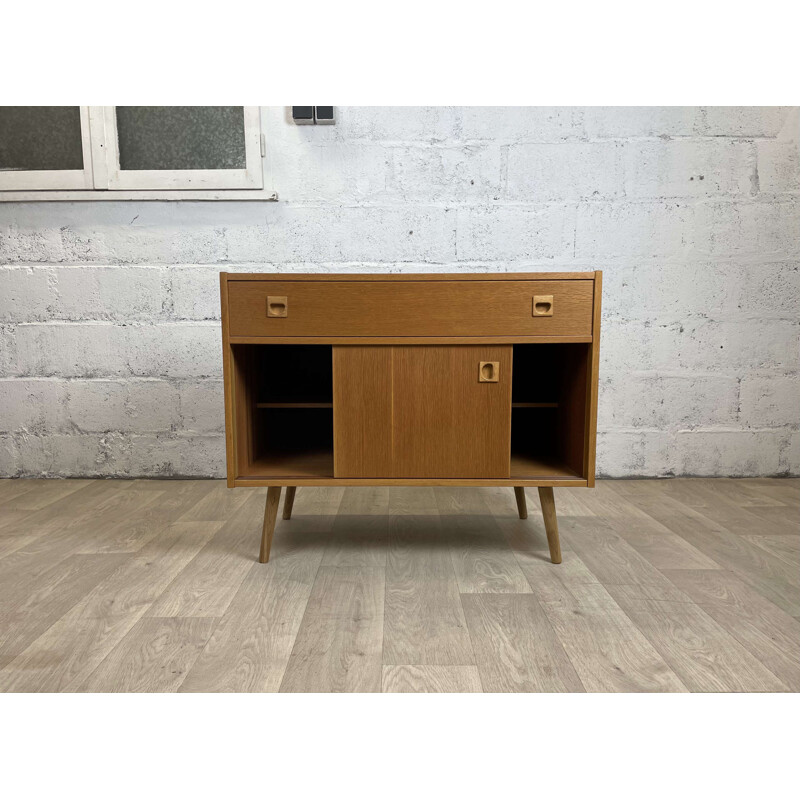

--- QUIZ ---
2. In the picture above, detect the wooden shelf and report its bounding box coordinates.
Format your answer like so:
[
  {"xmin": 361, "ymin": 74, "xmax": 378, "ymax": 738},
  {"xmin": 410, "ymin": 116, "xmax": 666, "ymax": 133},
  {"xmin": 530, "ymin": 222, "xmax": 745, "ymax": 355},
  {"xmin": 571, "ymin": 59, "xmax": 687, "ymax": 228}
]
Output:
[
  {"xmin": 242, "ymin": 448, "xmax": 334, "ymax": 478},
  {"xmin": 242, "ymin": 451, "xmax": 579, "ymax": 482},
  {"xmin": 256, "ymin": 402, "xmax": 333, "ymax": 409},
  {"xmin": 512, "ymin": 402, "xmax": 559, "ymax": 408},
  {"xmin": 510, "ymin": 453, "xmax": 582, "ymax": 480}
]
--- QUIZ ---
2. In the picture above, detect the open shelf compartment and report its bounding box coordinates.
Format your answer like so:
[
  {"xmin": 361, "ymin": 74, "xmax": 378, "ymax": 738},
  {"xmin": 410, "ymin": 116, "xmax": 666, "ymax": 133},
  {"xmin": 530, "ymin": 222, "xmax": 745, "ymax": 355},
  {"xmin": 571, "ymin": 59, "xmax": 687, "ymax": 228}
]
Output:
[
  {"xmin": 510, "ymin": 343, "xmax": 590, "ymax": 480},
  {"xmin": 231, "ymin": 344, "xmax": 333, "ymax": 478}
]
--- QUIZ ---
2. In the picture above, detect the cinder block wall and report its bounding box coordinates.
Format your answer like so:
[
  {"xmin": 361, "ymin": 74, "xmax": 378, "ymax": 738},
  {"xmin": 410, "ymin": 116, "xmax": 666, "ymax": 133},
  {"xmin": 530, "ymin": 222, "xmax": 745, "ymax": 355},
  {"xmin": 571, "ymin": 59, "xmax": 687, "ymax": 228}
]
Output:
[{"xmin": 1, "ymin": 107, "xmax": 798, "ymax": 477}]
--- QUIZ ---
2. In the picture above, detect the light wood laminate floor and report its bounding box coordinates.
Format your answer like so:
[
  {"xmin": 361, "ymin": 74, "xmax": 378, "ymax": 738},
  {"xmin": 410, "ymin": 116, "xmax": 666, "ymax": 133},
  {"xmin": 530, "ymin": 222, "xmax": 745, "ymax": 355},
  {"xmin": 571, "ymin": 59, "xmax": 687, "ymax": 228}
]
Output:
[{"xmin": 0, "ymin": 478, "xmax": 797, "ymax": 692}]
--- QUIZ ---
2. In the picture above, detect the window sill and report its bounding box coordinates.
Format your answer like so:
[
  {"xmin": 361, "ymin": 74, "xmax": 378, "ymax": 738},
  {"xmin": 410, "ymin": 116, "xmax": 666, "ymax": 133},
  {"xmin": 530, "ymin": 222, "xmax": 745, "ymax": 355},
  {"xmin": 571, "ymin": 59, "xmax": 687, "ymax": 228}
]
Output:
[{"xmin": 0, "ymin": 188, "xmax": 279, "ymax": 202}]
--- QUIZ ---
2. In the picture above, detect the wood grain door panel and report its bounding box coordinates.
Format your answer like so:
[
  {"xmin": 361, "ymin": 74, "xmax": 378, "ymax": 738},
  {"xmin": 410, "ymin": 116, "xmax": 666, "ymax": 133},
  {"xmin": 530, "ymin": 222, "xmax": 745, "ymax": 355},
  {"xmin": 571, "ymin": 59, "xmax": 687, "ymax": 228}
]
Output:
[
  {"xmin": 334, "ymin": 345, "xmax": 512, "ymax": 479},
  {"xmin": 333, "ymin": 347, "xmax": 393, "ymax": 477},
  {"xmin": 392, "ymin": 346, "xmax": 512, "ymax": 478}
]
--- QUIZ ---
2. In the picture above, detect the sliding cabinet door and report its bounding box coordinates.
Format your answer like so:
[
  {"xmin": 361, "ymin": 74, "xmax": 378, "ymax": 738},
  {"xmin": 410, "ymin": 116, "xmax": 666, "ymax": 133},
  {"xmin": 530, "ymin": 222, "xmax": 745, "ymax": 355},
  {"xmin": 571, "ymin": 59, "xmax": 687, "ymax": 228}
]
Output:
[
  {"xmin": 392, "ymin": 346, "xmax": 511, "ymax": 478},
  {"xmin": 333, "ymin": 345, "xmax": 512, "ymax": 479},
  {"xmin": 333, "ymin": 347, "xmax": 393, "ymax": 477}
]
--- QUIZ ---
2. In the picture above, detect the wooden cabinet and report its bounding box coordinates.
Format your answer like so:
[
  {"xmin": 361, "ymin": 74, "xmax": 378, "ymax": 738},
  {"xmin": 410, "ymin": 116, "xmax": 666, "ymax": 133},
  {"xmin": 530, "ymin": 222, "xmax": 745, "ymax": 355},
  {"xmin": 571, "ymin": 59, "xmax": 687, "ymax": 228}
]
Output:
[{"xmin": 221, "ymin": 272, "xmax": 602, "ymax": 564}]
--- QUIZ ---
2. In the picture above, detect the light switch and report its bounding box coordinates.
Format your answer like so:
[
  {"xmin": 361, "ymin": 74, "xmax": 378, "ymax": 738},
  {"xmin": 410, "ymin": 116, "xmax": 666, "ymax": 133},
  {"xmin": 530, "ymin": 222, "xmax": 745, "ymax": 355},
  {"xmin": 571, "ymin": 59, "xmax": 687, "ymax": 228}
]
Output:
[{"xmin": 292, "ymin": 107, "xmax": 314, "ymax": 125}]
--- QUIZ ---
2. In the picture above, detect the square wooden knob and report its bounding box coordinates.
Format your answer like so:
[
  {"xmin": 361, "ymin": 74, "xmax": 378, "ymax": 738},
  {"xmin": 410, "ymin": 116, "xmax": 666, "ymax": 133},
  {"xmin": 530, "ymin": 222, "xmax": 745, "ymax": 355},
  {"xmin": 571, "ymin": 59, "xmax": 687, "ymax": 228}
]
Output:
[
  {"xmin": 532, "ymin": 295, "xmax": 554, "ymax": 316},
  {"xmin": 479, "ymin": 361, "xmax": 500, "ymax": 382},
  {"xmin": 266, "ymin": 296, "xmax": 288, "ymax": 317}
]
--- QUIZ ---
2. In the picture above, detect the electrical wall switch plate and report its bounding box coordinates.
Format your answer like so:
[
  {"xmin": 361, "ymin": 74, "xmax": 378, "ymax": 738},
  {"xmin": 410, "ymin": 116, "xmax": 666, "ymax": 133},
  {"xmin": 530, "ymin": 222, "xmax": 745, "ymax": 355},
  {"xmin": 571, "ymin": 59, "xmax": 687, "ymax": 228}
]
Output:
[
  {"xmin": 315, "ymin": 107, "xmax": 335, "ymax": 124},
  {"xmin": 292, "ymin": 107, "xmax": 314, "ymax": 125}
]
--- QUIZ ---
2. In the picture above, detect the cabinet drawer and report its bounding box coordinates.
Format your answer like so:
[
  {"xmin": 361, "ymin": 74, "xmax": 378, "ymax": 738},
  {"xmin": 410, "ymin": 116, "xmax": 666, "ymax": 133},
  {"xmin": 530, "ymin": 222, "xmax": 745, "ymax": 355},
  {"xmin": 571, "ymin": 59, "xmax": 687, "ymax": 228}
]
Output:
[{"xmin": 227, "ymin": 280, "xmax": 594, "ymax": 338}]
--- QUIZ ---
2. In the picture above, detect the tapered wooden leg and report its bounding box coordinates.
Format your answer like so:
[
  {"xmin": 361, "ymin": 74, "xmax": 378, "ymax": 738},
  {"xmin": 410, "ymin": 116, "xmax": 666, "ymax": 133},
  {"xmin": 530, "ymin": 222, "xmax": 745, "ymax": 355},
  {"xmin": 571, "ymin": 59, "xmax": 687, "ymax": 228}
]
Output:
[
  {"xmin": 513, "ymin": 487, "xmax": 528, "ymax": 519},
  {"xmin": 283, "ymin": 486, "xmax": 297, "ymax": 520},
  {"xmin": 537, "ymin": 487, "xmax": 562, "ymax": 564},
  {"xmin": 260, "ymin": 487, "xmax": 282, "ymax": 563}
]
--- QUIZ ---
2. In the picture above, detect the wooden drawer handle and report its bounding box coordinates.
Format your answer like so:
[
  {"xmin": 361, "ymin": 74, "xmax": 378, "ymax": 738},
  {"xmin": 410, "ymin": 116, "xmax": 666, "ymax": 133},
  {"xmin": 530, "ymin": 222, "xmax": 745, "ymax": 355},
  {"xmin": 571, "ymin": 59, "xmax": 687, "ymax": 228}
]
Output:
[
  {"xmin": 266, "ymin": 296, "xmax": 288, "ymax": 317},
  {"xmin": 479, "ymin": 361, "xmax": 500, "ymax": 382},
  {"xmin": 532, "ymin": 295, "xmax": 553, "ymax": 317}
]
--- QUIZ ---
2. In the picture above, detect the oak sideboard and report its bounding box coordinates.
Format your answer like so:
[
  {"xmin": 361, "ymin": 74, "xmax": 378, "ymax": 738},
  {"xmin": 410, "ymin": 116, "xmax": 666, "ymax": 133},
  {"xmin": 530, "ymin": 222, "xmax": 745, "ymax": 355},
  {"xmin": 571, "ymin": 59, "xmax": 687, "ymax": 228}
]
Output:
[{"xmin": 220, "ymin": 272, "xmax": 602, "ymax": 564}]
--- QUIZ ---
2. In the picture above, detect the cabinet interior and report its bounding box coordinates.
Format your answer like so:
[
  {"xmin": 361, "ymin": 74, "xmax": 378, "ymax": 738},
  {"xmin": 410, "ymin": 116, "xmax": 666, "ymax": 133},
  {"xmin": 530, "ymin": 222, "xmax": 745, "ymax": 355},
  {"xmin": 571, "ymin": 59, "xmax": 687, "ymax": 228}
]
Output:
[
  {"xmin": 511, "ymin": 343, "xmax": 590, "ymax": 480},
  {"xmin": 232, "ymin": 344, "xmax": 334, "ymax": 478}
]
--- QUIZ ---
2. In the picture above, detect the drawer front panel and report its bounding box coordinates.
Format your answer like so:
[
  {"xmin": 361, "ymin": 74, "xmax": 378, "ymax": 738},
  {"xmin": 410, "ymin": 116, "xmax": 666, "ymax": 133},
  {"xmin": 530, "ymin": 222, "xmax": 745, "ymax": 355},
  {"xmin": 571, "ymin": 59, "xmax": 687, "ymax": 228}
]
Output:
[{"xmin": 228, "ymin": 280, "xmax": 594, "ymax": 338}]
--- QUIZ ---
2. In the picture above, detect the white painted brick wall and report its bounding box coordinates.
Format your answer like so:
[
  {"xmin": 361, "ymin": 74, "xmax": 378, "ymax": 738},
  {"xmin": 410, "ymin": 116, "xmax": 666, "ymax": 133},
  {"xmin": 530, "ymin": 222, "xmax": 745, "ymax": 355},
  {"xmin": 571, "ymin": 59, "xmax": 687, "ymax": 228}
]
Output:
[{"xmin": 0, "ymin": 106, "xmax": 798, "ymax": 477}]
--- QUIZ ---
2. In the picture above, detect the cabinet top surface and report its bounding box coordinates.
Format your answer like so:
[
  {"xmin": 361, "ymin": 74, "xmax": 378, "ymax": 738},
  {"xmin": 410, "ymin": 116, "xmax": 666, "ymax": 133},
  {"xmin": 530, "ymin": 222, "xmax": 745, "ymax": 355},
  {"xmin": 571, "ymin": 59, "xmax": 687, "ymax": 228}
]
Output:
[{"xmin": 222, "ymin": 271, "xmax": 599, "ymax": 282}]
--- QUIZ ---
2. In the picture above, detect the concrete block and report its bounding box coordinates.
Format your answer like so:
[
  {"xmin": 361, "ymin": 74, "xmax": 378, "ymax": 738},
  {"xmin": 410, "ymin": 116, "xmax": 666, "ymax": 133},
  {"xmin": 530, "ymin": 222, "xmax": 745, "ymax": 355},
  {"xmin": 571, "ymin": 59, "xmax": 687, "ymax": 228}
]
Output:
[
  {"xmin": 65, "ymin": 380, "xmax": 127, "ymax": 432},
  {"xmin": 696, "ymin": 200, "xmax": 800, "ymax": 259},
  {"xmin": 596, "ymin": 430, "xmax": 672, "ymax": 477},
  {"xmin": 13, "ymin": 432, "xmax": 124, "ymax": 478},
  {"xmin": 126, "ymin": 433, "xmax": 225, "ymax": 477},
  {"xmin": 0, "ymin": 267, "xmax": 54, "ymax": 322},
  {"xmin": 338, "ymin": 106, "xmax": 461, "ymax": 142},
  {"xmin": 459, "ymin": 107, "xmax": 581, "ymax": 141},
  {"xmin": 676, "ymin": 429, "xmax": 783, "ymax": 476},
  {"xmin": 0, "ymin": 202, "xmax": 232, "ymax": 265},
  {"xmin": 575, "ymin": 202, "xmax": 696, "ymax": 259},
  {"xmin": 623, "ymin": 140, "xmax": 753, "ymax": 198},
  {"xmin": 60, "ymin": 220, "xmax": 227, "ymax": 266},
  {"xmin": 0, "ymin": 434, "xmax": 17, "ymax": 475},
  {"xmin": 0, "ymin": 223, "xmax": 64, "ymax": 263},
  {"xmin": 271, "ymin": 143, "xmax": 392, "ymax": 203},
  {"xmin": 648, "ymin": 319, "xmax": 800, "ymax": 372},
  {"xmin": 756, "ymin": 140, "xmax": 800, "ymax": 195},
  {"xmin": 779, "ymin": 430, "xmax": 799, "ymax": 474},
  {"xmin": 225, "ymin": 205, "xmax": 456, "ymax": 263},
  {"xmin": 0, "ymin": 324, "xmax": 17, "ymax": 374},
  {"xmin": 599, "ymin": 373, "xmax": 739, "ymax": 431},
  {"xmin": 583, "ymin": 107, "xmax": 701, "ymax": 138},
  {"xmin": 391, "ymin": 145, "xmax": 503, "ymax": 202},
  {"xmin": 507, "ymin": 142, "xmax": 623, "ymax": 201},
  {"xmin": 456, "ymin": 205, "xmax": 572, "ymax": 261},
  {"xmin": 55, "ymin": 266, "xmax": 169, "ymax": 320},
  {"xmin": 125, "ymin": 324, "xmax": 222, "ymax": 379},
  {"xmin": 0, "ymin": 379, "xmax": 66, "ymax": 433},
  {"xmin": 171, "ymin": 266, "xmax": 223, "ymax": 320},
  {"xmin": 13, "ymin": 323, "xmax": 128, "ymax": 378},
  {"xmin": 10, "ymin": 322, "xmax": 223, "ymax": 380},
  {"xmin": 601, "ymin": 262, "xmax": 740, "ymax": 323},
  {"xmin": 178, "ymin": 380, "xmax": 225, "ymax": 433},
  {"xmin": 126, "ymin": 380, "xmax": 181, "ymax": 433},
  {"xmin": 739, "ymin": 373, "xmax": 800, "ymax": 428},
  {"xmin": 599, "ymin": 321, "xmax": 657, "ymax": 375},
  {"xmin": 700, "ymin": 107, "xmax": 795, "ymax": 138},
  {"xmin": 733, "ymin": 263, "xmax": 800, "ymax": 320}
]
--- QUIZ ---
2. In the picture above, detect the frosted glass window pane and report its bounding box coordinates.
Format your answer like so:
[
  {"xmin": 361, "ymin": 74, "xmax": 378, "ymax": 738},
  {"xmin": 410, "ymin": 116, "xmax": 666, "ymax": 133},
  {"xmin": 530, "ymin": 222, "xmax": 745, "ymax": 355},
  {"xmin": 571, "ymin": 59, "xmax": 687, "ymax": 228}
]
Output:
[
  {"xmin": 0, "ymin": 106, "xmax": 83, "ymax": 171},
  {"xmin": 115, "ymin": 107, "xmax": 246, "ymax": 170}
]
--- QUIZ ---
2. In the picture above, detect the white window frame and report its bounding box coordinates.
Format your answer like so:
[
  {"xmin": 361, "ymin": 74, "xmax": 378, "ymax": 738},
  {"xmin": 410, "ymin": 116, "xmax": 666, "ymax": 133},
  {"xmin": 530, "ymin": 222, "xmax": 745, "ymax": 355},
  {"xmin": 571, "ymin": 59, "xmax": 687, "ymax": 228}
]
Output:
[
  {"xmin": 0, "ymin": 106, "xmax": 95, "ymax": 191},
  {"xmin": 96, "ymin": 106, "xmax": 263, "ymax": 191},
  {"xmin": 0, "ymin": 106, "xmax": 275, "ymax": 201}
]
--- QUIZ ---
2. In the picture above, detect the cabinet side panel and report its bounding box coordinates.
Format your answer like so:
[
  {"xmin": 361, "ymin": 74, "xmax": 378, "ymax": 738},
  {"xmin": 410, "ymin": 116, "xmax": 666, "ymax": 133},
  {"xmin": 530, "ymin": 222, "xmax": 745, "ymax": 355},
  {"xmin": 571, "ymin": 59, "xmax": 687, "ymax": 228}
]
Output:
[
  {"xmin": 585, "ymin": 272, "xmax": 602, "ymax": 486},
  {"xmin": 560, "ymin": 345, "xmax": 589, "ymax": 478},
  {"xmin": 233, "ymin": 346, "xmax": 254, "ymax": 477},
  {"xmin": 333, "ymin": 346, "xmax": 393, "ymax": 477},
  {"xmin": 220, "ymin": 273, "xmax": 237, "ymax": 487},
  {"xmin": 392, "ymin": 345, "xmax": 512, "ymax": 479}
]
